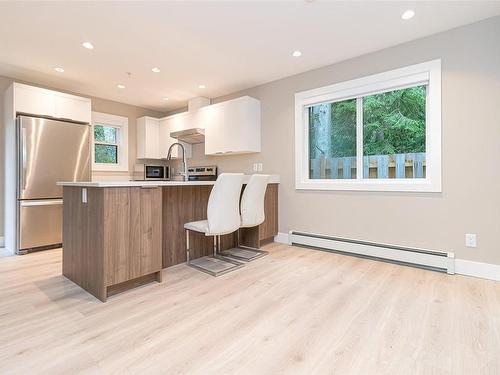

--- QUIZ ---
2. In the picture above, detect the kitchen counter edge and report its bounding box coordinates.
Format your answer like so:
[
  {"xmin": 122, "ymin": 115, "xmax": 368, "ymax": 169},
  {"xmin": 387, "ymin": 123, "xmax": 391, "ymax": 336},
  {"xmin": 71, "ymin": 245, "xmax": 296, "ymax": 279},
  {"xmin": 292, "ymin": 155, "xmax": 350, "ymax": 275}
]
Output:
[{"xmin": 57, "ymin": 174, "xmax": 280, "ymax": 187}]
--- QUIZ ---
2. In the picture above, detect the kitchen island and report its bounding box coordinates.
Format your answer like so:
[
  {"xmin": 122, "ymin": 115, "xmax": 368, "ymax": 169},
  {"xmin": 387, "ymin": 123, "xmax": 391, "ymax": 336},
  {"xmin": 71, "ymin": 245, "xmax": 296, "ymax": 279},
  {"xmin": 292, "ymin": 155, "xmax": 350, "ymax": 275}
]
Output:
[{"xmin": 58, "ymin": 176, "xmax": 279, "ymax": 301}]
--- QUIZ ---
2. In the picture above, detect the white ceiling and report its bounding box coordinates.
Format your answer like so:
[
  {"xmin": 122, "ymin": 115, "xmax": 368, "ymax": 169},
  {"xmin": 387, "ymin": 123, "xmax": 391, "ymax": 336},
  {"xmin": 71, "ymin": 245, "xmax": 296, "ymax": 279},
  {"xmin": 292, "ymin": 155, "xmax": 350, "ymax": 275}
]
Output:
[{"xmin": 0, "ymin": 1, "xmax": 499, "ymax": 112}]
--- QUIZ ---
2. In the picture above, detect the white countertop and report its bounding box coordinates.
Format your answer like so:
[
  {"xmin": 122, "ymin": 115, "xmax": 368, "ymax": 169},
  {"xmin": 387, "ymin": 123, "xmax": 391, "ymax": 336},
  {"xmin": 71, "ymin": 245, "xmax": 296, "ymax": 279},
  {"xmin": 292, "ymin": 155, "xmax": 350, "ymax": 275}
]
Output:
[{"xmin": 57, "ymin": 174, "xmax": 280, "ymax": 188}]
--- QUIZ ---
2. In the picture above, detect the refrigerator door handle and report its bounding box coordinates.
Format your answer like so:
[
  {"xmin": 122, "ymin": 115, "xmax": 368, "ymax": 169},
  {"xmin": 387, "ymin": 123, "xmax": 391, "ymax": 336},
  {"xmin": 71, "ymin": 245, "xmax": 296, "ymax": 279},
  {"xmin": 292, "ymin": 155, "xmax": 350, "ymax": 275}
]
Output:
[
  {"xmin": 19, "ymin": 199, "xmax": 63, "ymax": 207},
  {"xmin": 21, "ymin": 126, "xmax": 27, "ymax": 192}
]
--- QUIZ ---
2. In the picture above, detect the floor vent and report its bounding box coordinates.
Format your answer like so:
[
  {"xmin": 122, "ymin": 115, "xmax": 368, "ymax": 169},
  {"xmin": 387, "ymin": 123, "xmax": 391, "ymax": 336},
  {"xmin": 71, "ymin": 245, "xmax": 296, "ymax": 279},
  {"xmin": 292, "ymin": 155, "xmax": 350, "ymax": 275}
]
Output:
[{"xmin": 289, "ymin": 231, "xmax": 455, "ymax": 274}]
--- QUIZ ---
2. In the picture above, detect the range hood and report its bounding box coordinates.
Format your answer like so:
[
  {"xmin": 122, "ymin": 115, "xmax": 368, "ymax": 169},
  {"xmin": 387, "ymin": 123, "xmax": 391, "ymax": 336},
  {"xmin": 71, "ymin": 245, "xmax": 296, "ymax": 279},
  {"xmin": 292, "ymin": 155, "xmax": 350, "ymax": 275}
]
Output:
[{"xmin": 170, "ymin": 128, "xmax": 205, "ymax": 144}]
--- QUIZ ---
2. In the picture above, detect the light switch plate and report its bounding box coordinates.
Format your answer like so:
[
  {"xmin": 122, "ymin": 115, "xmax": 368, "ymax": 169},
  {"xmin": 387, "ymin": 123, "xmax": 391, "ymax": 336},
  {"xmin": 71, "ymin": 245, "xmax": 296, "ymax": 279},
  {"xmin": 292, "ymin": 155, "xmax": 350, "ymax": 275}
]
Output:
[
  {"xmin": 465, "ymin": 233, "xmax": 477, "ymax": 248},
  {"xmin": 253, "ymin": 163, "xmax": 258, "ymax": 172},
  {"xmin": 258, "ymin": 163, "xmax": 263, "ymax": 172}
]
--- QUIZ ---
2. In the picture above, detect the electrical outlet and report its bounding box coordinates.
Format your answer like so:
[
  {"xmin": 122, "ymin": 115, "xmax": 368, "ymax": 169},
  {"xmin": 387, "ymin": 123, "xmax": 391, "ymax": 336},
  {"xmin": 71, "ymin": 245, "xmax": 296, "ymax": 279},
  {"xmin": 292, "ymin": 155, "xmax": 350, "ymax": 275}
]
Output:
[
  {"xmin": 465, "ymin": 233, "xmax": 477, "ymax": 248},
  {"xmin": 253, "ymin": 163, "xmax": 258, "ymax": 172},
  {"xmin": 258, "ymin": 163, "xmax": 263, "ymax": 172}
]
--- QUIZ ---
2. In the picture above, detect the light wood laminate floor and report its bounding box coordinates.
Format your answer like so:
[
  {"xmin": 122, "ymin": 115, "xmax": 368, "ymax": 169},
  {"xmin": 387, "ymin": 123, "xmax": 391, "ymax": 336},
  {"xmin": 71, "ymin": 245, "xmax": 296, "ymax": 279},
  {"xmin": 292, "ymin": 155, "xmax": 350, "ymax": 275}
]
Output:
[{"xmin": 1, "ymin": 243, "xmax": 499, "ymax": 375}]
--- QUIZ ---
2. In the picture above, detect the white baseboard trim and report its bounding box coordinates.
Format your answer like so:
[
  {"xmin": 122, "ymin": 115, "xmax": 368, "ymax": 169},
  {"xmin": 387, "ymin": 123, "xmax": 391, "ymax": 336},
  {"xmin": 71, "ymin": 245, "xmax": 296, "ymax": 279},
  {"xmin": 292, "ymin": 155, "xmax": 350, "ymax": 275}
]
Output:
[
  {"xmin": 455, "ymin": 259, "xmax": 500, "ymax": 282},
  {"xmin": 274, "ymin": 231, "xmax": 500, "ymax": 282},
  {"xmin": 274, "ymin": 232, "xmax": 290, "ymax": 245}
]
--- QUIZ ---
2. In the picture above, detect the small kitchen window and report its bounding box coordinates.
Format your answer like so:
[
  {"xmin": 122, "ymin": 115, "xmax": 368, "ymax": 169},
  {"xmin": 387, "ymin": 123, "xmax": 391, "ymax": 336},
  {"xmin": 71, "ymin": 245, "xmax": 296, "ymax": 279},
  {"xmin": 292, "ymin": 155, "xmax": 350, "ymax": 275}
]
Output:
[
  {"xmin": 295, "ymin": 59, "xmax": 441, "ymax": 192},
  {"xmin": 94, "ymin": 125, "xmax": 118, "ymax": 164},
  {"xmin": 92, "ymin": 112, "xmax": 129, "ymax": 172}
]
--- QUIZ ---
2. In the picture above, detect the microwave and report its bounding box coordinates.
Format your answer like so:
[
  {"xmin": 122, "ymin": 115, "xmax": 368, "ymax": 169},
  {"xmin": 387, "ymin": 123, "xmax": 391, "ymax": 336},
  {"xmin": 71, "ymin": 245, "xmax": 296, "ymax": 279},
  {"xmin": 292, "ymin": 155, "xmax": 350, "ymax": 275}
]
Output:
[{"xmin": 144, "ymin": 165, "xmax": 170, "ymax": 180}]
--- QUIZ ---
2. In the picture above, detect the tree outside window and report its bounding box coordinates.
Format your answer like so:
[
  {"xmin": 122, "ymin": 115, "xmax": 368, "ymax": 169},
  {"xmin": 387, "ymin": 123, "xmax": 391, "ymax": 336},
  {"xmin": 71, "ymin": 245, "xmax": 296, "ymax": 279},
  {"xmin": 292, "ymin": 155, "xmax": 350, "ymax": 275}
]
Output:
[{"xmin": 308, "ymin": 85, "xmax": 426, "ymax": 179}]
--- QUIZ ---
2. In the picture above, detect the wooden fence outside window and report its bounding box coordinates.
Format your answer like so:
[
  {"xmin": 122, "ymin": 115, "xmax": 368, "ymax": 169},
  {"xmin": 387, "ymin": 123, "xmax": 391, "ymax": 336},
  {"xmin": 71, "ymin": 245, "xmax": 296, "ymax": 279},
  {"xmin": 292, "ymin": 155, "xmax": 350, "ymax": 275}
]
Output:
[{"xmin": 310, "ymin": 152, "xmax": 426, "ymax": 179}]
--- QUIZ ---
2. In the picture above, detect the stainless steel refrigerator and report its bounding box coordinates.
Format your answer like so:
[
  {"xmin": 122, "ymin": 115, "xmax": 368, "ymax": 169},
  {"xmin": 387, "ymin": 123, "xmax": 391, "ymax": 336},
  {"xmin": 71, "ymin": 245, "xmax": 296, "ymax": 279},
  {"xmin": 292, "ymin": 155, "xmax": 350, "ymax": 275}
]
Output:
[{"xmin": 16, "ymin": 115, "xmax": 91, "ymax": 254}]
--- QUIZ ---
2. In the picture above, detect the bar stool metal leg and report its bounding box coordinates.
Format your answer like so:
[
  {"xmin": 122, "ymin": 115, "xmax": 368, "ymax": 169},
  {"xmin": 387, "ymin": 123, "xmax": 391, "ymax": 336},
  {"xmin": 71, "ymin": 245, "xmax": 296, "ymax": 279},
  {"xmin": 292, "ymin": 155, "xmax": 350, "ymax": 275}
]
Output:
[
  {"xmin": 220, "ymin": 229, "xmax": 268, "ymax": 262},
  {"xmin": 186, "ymin": 231, "xmax": 244, "ymax": 277}
]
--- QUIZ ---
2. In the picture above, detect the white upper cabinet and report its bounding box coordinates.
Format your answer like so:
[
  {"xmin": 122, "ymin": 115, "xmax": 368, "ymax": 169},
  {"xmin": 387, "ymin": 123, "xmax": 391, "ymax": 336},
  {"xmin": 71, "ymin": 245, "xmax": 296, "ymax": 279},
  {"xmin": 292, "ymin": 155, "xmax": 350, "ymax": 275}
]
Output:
[
  {"xmin": 136, "ymin": 95, "xmax": 260, "ymax": 160},
  {"xmin": 14, "ymin": 84, "xmax": 55, "ymax": 117},
  {"xmin": 159, "ymin": 116, "xmax": 192, "ymax": 159},
  {"xmin": 201, "ymin": 103, "xmax": 224, "ymax": 154},
  {"xmin": 186, "ymin": 109, "xmax": 208, "ymax": 130},
  {"xmin": 14, "ymin": 83, "xmax": 91, "ymax": 123},
  {"xmin": 136, "ymin": 117, "xmax": 160, "ymax": 159},
  {"xmin": 137, "ymin": 115, "xmax": 192, "ymax": 160},
  {"xmin": 158, "ymin": 119, "xmax": 171, "ymax": 159},
  {"xmin": 203, "ymin": 96, "xmax": 261, "ymax": 155},
  {"xmin": 54, "ymin": 94, "xmax": 91, "ymax": 123}
]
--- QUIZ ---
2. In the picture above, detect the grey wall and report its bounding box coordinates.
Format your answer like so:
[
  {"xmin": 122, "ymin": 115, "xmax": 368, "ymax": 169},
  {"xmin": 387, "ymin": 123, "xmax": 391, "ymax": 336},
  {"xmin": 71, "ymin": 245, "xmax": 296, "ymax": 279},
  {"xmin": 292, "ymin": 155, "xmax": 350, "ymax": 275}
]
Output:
[
  {"xmin": 184, "ymin": 16, "xmax": 500, "ymax": 265},
  {"xmin": 0, "ymin": 76, "xmax": 164, "ymax": 238}
]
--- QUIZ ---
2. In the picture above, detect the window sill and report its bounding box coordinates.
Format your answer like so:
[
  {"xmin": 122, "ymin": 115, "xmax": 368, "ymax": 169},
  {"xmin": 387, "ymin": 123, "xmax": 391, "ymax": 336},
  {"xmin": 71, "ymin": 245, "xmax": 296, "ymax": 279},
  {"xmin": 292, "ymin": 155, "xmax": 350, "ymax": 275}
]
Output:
[
  {"xmin": 296, "ymin": 179, "xmax": 441, "ymax": 193},
  {"xmin": 92, "ymin": 163, "xmax": 129, "ymax": 172}
]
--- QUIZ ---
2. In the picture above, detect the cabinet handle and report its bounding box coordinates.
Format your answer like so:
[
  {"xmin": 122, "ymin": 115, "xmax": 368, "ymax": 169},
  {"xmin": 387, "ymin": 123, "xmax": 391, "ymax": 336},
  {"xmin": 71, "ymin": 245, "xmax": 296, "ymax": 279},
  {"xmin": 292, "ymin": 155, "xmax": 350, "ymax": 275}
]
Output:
[{"xmin": 140, "ymin": 186, "xmax": 159, "ymax": 189}]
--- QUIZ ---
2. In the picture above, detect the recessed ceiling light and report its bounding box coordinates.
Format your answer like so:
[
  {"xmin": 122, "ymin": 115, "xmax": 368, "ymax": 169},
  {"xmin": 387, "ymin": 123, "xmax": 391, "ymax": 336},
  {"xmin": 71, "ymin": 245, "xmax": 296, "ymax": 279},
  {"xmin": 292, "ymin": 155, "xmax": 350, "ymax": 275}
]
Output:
[
  {"xmin": 117, "ymin": 84, "xmax": 126, "ymax": 89},
  {"xmin": 152, "ymin": 67, "xmax": 161, "ymax": 73},
  {"xmin": 198, "ymin": 84, "xmax": 206, "ymax": 89},
  {"xmin": 54, "ymin": 67, "xmax": 64, "ymax": 73},
  {"xmin": 162, "ymin": 97, "xmax": 169, "ymax": 101},
  {"xmin": 401, "ymin": 10, "xmax": 415, "ymax": 20},
  {"xmin": 82, "ymin": 41, "xmax": 94, "ymax": 49},
  {"xmin": 292, "ymin": 50, "xmax": 302, "ymax": 57}
]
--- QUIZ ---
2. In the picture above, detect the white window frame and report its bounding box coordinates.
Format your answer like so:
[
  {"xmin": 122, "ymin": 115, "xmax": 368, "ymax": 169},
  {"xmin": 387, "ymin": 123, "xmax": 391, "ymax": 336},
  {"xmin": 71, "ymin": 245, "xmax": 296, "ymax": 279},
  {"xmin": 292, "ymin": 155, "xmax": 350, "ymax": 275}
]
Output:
[
  {"xmin": 92, "ymin": 112, "xmax": 129, "ymax": 172},
  {"xmin": 295, "ymin": 59, "xmax": 441, "ymax": 192}
]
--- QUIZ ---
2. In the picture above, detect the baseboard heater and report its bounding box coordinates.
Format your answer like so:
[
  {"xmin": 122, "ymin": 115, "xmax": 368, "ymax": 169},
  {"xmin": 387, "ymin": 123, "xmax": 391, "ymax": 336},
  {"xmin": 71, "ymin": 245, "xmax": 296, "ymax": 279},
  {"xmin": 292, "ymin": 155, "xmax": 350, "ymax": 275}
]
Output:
[{"xmin": 289, "ymin": 231, "xmax": 455, "ymax": 274}]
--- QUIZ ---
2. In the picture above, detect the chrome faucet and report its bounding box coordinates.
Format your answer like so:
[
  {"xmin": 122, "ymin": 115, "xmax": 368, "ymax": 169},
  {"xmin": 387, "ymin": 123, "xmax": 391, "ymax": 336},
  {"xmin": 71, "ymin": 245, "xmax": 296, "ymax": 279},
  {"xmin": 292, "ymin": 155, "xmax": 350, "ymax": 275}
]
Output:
[{"xmin": 167, "ymin": 142, "xmax": 188, "ymax": 181}]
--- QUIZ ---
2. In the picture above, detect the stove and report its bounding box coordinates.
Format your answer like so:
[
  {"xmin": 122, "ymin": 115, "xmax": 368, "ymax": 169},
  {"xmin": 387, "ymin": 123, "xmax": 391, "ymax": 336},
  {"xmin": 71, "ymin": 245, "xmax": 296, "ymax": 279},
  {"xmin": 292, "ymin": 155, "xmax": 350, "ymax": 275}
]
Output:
[{"xmin": 187, "ymin": 166, "xmax": 218, "ymax": 181}]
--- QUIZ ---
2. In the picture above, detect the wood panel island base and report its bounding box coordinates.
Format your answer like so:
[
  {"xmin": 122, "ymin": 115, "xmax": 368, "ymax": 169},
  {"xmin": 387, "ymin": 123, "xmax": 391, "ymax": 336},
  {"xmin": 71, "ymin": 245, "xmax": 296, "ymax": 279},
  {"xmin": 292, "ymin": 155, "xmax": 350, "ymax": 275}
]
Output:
[
  {"xmin": 60, "ymin": 178, "xmax": 279, "ymax": 301},
  {"xmin": 62, "ymin": 186, "xmax": 163, "ymax": 302}
]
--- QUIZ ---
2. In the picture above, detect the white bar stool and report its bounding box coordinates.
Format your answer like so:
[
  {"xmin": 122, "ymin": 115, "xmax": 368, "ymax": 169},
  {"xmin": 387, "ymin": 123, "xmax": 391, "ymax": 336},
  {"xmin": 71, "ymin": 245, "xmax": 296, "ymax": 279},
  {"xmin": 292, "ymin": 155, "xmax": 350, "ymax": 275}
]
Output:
[
  {"xmin": 184, "ymin": 173, "xmax": 245, "ymax": 276},
  {"xmin": 221, "ymin": 174, "xmax": 270, "ymax": 261}
]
